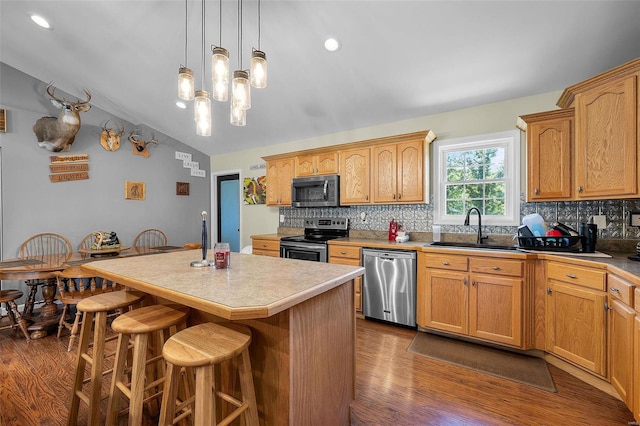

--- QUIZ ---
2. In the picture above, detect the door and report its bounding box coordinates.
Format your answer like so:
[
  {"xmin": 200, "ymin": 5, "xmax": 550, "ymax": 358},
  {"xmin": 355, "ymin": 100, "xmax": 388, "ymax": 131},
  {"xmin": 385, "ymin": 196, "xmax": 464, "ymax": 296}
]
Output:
[{"xmin": 217, "ymin": 174, "xmax": 240, "ymax": 252}]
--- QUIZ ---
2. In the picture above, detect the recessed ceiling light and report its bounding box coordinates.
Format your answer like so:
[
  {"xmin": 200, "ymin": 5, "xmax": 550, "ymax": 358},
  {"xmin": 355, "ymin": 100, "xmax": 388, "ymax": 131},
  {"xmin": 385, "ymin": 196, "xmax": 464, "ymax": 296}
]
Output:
[
  {"xmin": 176, "ymin": 101, "xmax": 187, "ymax": 109},
  {"xmin": 324, "ymin": 37, "xmax": 341, "ymax": 52},
  {"xmin": 30, "ymin": 14, "xmax": 52, "ymax": 30}
]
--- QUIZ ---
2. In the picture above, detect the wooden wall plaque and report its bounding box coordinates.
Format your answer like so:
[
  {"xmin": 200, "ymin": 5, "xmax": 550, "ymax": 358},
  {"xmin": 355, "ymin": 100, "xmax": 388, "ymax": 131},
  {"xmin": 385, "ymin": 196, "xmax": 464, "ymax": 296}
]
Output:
[
  {"xmin": 50, "ymin": 163, "xmax": 89, "ymax": 173},
  {"xmin": 49, "ymin": 172, "xmax": 89, "ymax": 182}
]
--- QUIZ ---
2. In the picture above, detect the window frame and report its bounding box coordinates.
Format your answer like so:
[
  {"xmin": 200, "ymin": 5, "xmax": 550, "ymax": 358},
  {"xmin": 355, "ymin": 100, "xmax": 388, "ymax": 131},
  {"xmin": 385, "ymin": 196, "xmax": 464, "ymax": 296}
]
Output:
[{"xmin": 432, "ymin": 130, "xmax": 520, "ymax": 226}]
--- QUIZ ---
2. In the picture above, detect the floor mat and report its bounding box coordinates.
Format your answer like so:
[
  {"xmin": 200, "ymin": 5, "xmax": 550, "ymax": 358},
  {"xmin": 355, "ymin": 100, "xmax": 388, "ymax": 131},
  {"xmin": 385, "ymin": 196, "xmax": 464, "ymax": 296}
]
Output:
[{"xmin": 407, "ymin": 332, "xmax": 556, "ymax": 393}]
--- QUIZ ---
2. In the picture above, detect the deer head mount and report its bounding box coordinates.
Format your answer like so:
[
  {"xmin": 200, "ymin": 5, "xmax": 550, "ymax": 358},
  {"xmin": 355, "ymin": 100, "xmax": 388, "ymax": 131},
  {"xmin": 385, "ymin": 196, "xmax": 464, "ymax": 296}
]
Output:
[
  {"xmin": 100, "ymin": 119, "xmax": 125, "ymax": 152},
  {"xmin": 128, "ymin": 129, "xmax": 158, "ymax": 158},
  {"xmin": 33, "ymin": 83, "xmax": 91, "ymax": 152}
]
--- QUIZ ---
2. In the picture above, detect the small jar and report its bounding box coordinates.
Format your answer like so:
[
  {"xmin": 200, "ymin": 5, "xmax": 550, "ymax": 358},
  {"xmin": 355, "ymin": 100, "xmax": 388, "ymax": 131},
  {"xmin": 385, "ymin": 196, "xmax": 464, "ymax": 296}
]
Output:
[{"xmin": 214, "ymin": 242, "xmax": 230, "ymax": 269}]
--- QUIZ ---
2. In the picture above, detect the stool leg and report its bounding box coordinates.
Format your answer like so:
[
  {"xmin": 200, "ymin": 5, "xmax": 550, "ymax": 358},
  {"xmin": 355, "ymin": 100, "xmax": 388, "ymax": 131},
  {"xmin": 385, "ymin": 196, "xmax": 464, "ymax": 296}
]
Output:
[
  {"xmin": 194, "ymin": 365, "xmax": 215, "ymax": 426},
  {"xmin": 57, "ymin": 303, "xmax": 69, "ymax": 339},
  {"xmin": 88, "ymin": 310, "xmax": 108, "ymax": 426},
  {"xmin": 106, "ymin": 332, "xmax": 131, "ymax": 426},
  {"xmin": 158, "ymin": 362, "xmax": 181, "ymax": 426},
  {"xmin": 238, "ymin": 348, "xmax": 259, "ymax": 426},
  {"xmin": 128, "ymin": 332, "xmax": 150, "ymax": 425},
  {"xmin": 6, "ymin": 300, "xmax": 30, "ymax": 340},
  {"xmin": 67, "ymin": 311, "xmax": 82, "ymax": 352},
  {"xmin": 67, "ymin": 311, "xmax": 94, "ymax": 426}
]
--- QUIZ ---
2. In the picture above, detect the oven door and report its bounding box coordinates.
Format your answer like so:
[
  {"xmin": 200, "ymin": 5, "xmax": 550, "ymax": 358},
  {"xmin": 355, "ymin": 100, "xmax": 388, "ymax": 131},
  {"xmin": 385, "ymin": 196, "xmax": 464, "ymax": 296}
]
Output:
[{"xmin": 280, "ymin": 241, "xmax": 327, "ymax": 262}]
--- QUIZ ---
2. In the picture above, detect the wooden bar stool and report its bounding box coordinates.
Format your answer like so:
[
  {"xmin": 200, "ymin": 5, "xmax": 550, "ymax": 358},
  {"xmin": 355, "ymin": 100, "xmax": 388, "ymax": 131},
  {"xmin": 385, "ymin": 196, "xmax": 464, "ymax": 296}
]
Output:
[
  {"xmin": 106, "ymin": 304, "xmax": 190, "ymax": 426},
  {"xmin": 67, "ymin": 290, "xmax": 146, "ymax": 426},
  {"xmin": 158, "ymin": 322, "xmax": 259, "ymax": 426},
  {"xmin": 0, "ymin": 289, "xmax": 30, "ymax": 340}
]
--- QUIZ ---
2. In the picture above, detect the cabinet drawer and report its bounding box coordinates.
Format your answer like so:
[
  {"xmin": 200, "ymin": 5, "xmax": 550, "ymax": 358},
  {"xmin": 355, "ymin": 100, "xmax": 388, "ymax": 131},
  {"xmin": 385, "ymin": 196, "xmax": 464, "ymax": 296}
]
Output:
[
  {"xmin": 469, "ymin": 257, "xmax": 523, "ymax": 277},
  {"xmin": 635, "ymin": 288, "xmax": 640, "ymax": 312},
  {"xmin": 547, "ymin": 262, "xmax": 606, "ymax": 291},
  {"xmin": 252, "ymin": 239, "xmax": 280, "ymax": 252},
  {"xmin": 608, "ymin": 274, "xmax": 635, "ymax": 306},
  {"xmin": 329, "ymin": 245, "xmax": 361, "ymax": 261},
  {"xmin": 423, "ymin": 253, "xmax": 468, "ymax": 272}
]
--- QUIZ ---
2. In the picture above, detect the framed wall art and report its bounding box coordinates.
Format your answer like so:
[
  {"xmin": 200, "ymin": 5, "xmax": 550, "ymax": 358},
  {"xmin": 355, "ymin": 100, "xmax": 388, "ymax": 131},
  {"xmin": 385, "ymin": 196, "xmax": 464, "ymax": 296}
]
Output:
[
  {"xmin": 243, "ymin": 176, "xmax": 266, "ymax": 205},
  {"xmin": 0, "ymin": 108, "xmax": 6, "ymax": 133},
  {"xmin": 125, "ymin": 180, "xmax": 145, "ymax": 200},
  {"xmin": 176, "ymin": 181, "xmax": 189, "ymax": 196}
]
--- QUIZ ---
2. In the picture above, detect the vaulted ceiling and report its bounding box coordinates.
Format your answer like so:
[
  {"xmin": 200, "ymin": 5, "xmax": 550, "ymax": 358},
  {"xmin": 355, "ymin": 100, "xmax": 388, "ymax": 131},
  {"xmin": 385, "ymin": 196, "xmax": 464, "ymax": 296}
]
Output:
[{"xmin": 2, "ymin": 1, "xmax": 640, "ymax": 157}]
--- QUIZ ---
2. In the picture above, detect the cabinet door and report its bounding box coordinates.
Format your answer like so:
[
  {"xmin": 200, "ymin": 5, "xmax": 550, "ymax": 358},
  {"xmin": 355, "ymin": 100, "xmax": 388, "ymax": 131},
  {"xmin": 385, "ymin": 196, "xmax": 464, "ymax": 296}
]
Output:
[
  {"xmin": 546, "ymin": 281, "xmax": 607, "ymax": 376},
  {"xmin": 527, "ymin": 117, "xmax": 573, "ymax": 200},
  {"xmin": 634, "ymin": 315, "xmax": 640, "ymax": 423},
  {"xmin": 575, "ymin": 74, "xmax": 638, "ymax": 199},
  {"xmin": 420, "ymin": 269, "xmax": 468, "ymax": 334},
  {"xmin": 609, "ymin": 298, "xmax": 635, "ymax": 408},
  {"xmin": 328, "ymin": 245, "xmax": 362, "ymax": 313},
  {"xmin": 397, "ymin": 140, "xmax": 423, "ymax": 202},
  {"xmin": 277, "ymin": 159, "xmax": 294, "ymax": 205},
  {"xmin": 266, "ymin": 161, "xmax": 280, "ymax": 205},
  {"xmin": 469, "ymin": 274, "xmax": 522, "ymax": 347},
  {"xmin": 296, "ymin": 155, "xmax": 316, "ymax": 177},
  {"xmin": 339, "ymin": 148, "xmax": 371, "ymax": 204},
  {"xmin": 372, "ymin": 144, "xmax": 397, "ymax": 203},
  {"xmin": 316, "ymin": 152, "xmax": 338, "ymax": 175}
]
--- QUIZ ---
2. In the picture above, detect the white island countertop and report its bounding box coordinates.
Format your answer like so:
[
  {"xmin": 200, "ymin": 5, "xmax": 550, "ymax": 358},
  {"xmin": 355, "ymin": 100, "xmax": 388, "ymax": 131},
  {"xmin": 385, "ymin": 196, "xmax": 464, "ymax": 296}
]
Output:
[{"xmin": 81, "ymin": 249, "xmax": 364, "ymax": 320}]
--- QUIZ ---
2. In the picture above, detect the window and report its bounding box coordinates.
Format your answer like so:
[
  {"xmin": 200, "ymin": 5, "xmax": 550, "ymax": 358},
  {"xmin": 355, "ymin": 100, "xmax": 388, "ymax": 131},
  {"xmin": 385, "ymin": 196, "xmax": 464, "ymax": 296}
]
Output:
[{"xmin": 433, "ymin": 130, "xmax": 520, "ymax": 226}]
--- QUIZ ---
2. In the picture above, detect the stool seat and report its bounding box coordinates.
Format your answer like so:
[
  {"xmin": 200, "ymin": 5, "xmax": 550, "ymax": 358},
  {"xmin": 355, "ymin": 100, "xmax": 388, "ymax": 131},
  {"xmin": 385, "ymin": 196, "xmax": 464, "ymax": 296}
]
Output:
[
  {"xmin": 163, "ymin": 322, "xmax": 251, "ymax": 367},
  {"xmin": 159, "ymin": 322, "xmax": 259, "ymax": 426},
  {"xmin": 110, "ymin": 304, "xmax": 190, "ymax": 334},
  {"xmin": 76, "ymin": 290, "xmax": 146, "ymax": 313}
]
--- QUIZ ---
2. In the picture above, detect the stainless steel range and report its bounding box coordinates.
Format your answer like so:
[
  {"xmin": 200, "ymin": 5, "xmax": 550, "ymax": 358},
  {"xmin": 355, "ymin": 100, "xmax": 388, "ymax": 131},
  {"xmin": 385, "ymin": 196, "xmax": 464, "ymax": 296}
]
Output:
[{"xmin": 280, "ymin": 217, "xmax": 349, "ymax": 262}]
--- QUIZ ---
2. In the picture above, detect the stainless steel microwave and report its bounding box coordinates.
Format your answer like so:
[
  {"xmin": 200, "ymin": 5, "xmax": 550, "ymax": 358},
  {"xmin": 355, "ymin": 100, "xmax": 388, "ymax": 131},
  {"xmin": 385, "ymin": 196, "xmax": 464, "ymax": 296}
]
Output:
[{"xmin": 291, "ymin": 174, "xmax": 340, "ymax": 207}]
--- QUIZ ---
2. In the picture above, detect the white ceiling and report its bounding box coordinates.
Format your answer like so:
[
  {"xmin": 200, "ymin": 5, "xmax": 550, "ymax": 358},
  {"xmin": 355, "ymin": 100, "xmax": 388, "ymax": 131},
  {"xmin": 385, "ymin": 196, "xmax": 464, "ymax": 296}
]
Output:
[{"xmin": 2, "ymin": 1, "xmax": 640, "ymax": 157}]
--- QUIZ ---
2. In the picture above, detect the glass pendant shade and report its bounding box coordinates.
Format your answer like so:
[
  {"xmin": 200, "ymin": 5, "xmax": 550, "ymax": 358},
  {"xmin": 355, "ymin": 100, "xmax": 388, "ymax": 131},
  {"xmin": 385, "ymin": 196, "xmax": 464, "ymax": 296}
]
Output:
[
  {"xmin": 230, "ymin": 102, "xmax": 246, "ymax": 127},
  {"xmin": 250, "ymin": 50, "xmax": 267, "ymax": 88},
  {"xmin": 194, "ymin": 90, "xmax": 211, "ymax": 136},
  {"xmin": 211, "ymin": 46, "xmax": 230, "ymax": 101},
  {"xmin": 177, "ymin": 67, "xmax": 195, "ymax": 100},
  {"xmin": 232, "ymin": 70, "xmax": 251, "ymax": 110}
]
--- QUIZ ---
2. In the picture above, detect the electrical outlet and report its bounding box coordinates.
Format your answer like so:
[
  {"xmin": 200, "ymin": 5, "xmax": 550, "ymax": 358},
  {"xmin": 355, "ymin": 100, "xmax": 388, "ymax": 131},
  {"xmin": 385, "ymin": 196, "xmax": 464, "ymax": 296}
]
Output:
[
  {"xmin": 360, "ymin": 212, "xmax": 367, "ymax": 222},
  {"xmin": 590, "ymin": 214, "xmax": 607, "ymax": 229},
  {"xmin": 279, "ymin": 214, "xmax": 285, "ymax": 223}
]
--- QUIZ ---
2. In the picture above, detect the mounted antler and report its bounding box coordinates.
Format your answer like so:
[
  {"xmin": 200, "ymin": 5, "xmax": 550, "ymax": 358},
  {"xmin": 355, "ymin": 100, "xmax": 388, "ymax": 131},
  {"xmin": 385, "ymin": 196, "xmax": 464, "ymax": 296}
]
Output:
[
  {"xmin": 33, "ymin": 82, "xmax": 92, "ymax": 152},
  {"xmin": 128, "ymin": 129, "xmax": 158, "ymax": 158},
  {"xmin": 100, "ymin": 119, "xmax": 125, "ymax": 151}
]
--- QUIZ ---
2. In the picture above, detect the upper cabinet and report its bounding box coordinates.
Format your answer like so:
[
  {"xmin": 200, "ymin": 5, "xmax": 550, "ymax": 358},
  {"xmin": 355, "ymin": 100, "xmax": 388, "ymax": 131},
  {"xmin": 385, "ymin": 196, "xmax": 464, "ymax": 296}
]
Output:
[
  {"xmin": 372, "ymin": 139, "xmax": 424, "ymax": 203},
  {"xmin": 519, "ymin": 109, "xmax": 574, "ymax": 201},
  {"xmin": 340, "ymin": 147, "xmax": 371, "ymax": 204},
  {"xmin": 296, "ymin": 152, "xmax": 338, "ymax": 177},
  {"xmin": 265, "ymin": 158, "xmax": 294, "ymax": 206},
  {"xmin": 522, "ymin": 57, "xmax": 640, "ymax": 202}
]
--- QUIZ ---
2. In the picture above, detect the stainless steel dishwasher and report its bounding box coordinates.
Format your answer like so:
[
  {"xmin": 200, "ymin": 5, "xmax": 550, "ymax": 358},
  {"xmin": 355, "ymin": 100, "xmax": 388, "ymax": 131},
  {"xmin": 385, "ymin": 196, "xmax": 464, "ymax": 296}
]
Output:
[{"xmin": 362, "ymin": 248, "xmax": 416, "ymax": 328}]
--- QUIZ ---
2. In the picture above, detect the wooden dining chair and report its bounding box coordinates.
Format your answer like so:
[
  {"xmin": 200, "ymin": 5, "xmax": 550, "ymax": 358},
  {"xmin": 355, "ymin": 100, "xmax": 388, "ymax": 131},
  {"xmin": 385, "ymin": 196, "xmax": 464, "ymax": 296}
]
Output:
[
  {"xmin": 19, "ymin": 233, "xmax": 73, "ymax": 315},
  {"xmin": 0, "ymin": 289, "xmax": 30, "ymax": 340},
  {"xmin": 133, "ymin": 229, "xmax": 167, "ymax": 254}
]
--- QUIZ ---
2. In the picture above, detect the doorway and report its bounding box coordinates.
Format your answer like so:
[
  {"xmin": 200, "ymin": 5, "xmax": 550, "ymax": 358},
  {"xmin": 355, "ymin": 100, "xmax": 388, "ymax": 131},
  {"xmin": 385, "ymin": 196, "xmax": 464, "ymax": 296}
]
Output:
[{"xmin": 216, "ymin": 173, "xmax": 240, "ymax": 252}]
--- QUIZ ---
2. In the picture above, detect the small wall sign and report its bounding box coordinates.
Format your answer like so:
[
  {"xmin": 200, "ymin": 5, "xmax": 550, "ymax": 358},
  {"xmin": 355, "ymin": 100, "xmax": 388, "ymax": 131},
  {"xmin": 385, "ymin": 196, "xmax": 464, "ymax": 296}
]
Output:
[
  {"xmin": 176, "ymin": 182, "xmax": 189, "ymax": 196},
  {"xmin": 0, "ymin": 109, "xmax": 6, "ymax": 133},
  {"xmin": 125, "ymin": 181, "xmax": 145, "ymax": 200}
]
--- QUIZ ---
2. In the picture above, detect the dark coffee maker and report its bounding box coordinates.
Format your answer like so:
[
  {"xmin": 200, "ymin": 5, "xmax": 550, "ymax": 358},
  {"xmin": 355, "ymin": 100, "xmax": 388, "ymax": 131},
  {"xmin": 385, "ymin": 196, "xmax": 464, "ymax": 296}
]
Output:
[{"xmin": 580, "ymin": 223, "xmax": 597, "ymax": 253}]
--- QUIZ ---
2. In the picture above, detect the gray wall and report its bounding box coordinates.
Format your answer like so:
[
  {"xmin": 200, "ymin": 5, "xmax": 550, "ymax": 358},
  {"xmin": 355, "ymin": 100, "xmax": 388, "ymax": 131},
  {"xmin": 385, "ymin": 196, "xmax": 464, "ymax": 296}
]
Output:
[{"xmin": 0, "ymin": 63, "xmax": 211, "ymax": 297}]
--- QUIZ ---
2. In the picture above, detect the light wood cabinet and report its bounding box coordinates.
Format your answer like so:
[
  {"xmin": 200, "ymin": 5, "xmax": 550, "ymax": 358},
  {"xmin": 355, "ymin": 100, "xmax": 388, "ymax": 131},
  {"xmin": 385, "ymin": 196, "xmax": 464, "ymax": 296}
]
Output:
[
  {"xmin": 418, "ymin": 252, "xmax": 526, "ymax": 348},
  {"xmin": 266, "ymin": 158, "xmax": 294, "ymax": 206},
  {"xmin": 519, "ymin": 109, "xmax": 574, "ymax": 201},
  {"xmin": 372, "ymin": 140, "xmax": 424, "ymax": 203},
  {"xmin": 328, "ymin": 245, "xmax": 363, "ymax": 314},
  {"xmin": 574, "ymin": 74, "xmax": 638, "ymax": 199},
  {"xmin": 296, "ymin": 152, "xmax": 338, "ymax": 177},
  {"xmin": 634, "ymin": 307, "xmax": 640, "ymax": 424},
  {"xmin": 545, "ymin": 261, "xmax": 607, "ymax": 376},
  {"xmin": 250, "ymin": 236, "xmax": 280, "ymax": 257},
  {"xmin": 339, "ymin": 147, "xmax": 371, "ymax": 204}
]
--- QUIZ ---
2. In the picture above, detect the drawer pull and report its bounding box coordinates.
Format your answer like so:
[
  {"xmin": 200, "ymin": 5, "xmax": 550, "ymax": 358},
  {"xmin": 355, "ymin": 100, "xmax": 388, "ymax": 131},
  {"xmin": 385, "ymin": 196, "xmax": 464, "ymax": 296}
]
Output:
[
  {"xmin": 472, "ymin": 279, "xmax": 476, "ymax": 287},
  {"xmin": 492, "ymin": 266, "xmax": 500, "ymax": 270},
  {"xmin": 341, "ymin": 251, "xmax": 347, "ymax": 255},
  {"xmin": 566, "ymin": 273, "xmax": 577, "ymax": 279},
  {"xmin": 442, "ymin": 261, "xmax": 450, "ymax": 265},
  {"xmin": 610, "ymin": 287, "xmax": 620, "ymax": 293},
  {"xmin": 463, "ymin": 278, "xmax": 468, "ymax": 286}
]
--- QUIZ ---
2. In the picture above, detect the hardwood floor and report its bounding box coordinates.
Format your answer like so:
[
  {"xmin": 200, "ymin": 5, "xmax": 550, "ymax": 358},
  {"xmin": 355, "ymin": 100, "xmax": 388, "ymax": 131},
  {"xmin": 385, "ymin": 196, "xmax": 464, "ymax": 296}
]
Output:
[{"xmin": 0, "ymin": 317, "xmax": 635, "ymax": 425}]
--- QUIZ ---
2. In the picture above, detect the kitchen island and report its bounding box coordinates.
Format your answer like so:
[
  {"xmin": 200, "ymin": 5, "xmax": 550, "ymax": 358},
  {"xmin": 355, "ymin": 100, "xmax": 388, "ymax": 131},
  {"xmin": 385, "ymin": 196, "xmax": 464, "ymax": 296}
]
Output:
[{"xmin": 81, "ymin": 250, "xmax": 364, "ymax": 425}]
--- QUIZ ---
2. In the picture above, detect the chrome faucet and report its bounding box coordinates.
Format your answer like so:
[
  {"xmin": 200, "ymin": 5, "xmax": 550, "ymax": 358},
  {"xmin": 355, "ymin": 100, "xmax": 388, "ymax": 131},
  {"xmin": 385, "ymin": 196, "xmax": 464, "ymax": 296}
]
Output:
[{"xmin": 464, "ymin": 207, "xmax": 488, "ymax": 244}]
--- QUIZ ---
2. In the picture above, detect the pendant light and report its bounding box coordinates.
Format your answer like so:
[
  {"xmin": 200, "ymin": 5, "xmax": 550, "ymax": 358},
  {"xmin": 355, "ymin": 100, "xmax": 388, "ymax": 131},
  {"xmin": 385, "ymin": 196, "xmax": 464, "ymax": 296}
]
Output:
[
  {"xmin": 250, "ymin": 0, "xmax": 267, "ymax": 88},
  {"xmin": 231, "ymin": 0, "xmax": 251, "ymax": 115},
  {"xmin": 177, "ymin": 0, "xmax": 194, "ymax": 100},
  {"xmin": 230, "ymin": 102, "xmax": 246, "ymax": 127},
  {"xmin": 211, "ymin": 0, "xmax": 229, "ymax": 101},
  {"xmin": 194, "ymin": 0, "xmax": 211, "ymax": 136}
]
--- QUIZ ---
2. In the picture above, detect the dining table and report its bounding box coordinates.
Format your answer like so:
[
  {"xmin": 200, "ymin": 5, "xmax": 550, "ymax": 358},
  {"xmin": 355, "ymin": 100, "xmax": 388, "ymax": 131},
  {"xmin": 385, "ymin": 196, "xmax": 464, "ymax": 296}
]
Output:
[{"xmin": 0, "ymin": 253, "xmax": 89, "ymax": 339}]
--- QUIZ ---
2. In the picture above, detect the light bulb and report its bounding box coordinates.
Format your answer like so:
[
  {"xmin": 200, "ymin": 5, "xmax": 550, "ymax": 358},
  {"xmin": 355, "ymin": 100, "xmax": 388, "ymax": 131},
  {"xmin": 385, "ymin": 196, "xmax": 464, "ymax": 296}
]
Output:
[
  {"xmin": 250, "ymin": 50, "xmax": 267, "ymax": 88},
  {"xmin": 232, "ymin": 70, "xmax": 251, "ymax": 110},
  {"xmin": 211, "ymin": 47, "xmax": 229, "ymax": 101},
  {"xmin": 178, "ymin": 67, "xmax": 195, "ymax": 100},
  {"xmin": 194, "ymin": 90, "xmax": 211, "ymax": 136}
]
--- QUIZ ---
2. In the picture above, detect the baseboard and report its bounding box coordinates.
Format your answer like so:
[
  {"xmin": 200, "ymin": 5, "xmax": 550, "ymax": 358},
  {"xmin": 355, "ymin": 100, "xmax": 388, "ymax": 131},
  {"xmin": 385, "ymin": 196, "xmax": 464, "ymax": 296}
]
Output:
[{"xmin": 543, "ymin": 354, "xmax": 620, "ymax": 400}]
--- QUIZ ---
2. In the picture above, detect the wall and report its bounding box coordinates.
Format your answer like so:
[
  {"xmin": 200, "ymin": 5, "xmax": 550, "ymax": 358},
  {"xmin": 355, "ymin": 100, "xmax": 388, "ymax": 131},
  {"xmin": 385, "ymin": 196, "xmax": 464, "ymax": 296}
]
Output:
[
  {"xmin": 0, "ymin": 63, "xmax": 211, "ymax": 296},
  {"xmin": 212, "ymin": 91, "xmax": 566, "ymax": 247}
]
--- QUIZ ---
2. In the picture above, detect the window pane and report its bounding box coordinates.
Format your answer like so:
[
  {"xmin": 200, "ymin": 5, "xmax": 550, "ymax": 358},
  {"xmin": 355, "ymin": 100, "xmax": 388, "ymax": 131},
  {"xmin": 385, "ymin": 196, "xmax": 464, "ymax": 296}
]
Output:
[
  {"xmin": 446, "ymin": 200, "xmax": 464, "ymax": 215},
  {"xmin": 446, "ymin": 184, "xmax": 464, "ymax": 199},
  {"xmin": 485, "ymin": 182, "xmax": 505, "ymax": 198},
  {"xmin": 466, "ymin": 184, "xmax": 483, "ymax": 199},
  {"xmin": 447, "ymin": 168, "xmax": 464, "ymax": 182},
  {"xmin": 466, "ymin": 199, "xmax": 483, "ymax": 212},
  {"xmin": 446, "ymin": 152, "xmax": 464, "ymax": 167},
  {"xmin": 485, "ymin": 199, "xmax": 505, "ymax": 215}
]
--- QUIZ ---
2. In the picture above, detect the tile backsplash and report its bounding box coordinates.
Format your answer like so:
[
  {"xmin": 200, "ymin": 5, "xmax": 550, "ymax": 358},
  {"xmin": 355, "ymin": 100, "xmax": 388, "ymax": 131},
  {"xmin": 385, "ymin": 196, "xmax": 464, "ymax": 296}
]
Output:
[{"xmin": 280, "ymin": 195, "xmax": 640, "ymax": 239}]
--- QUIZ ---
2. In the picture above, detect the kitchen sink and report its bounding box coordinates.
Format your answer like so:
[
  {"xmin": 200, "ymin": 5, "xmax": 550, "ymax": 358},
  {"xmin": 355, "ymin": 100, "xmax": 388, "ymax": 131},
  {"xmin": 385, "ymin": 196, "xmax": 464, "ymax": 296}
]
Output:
[{"xmin": 427, "ymin": 241, "xmax": 520, "ymax": 251}]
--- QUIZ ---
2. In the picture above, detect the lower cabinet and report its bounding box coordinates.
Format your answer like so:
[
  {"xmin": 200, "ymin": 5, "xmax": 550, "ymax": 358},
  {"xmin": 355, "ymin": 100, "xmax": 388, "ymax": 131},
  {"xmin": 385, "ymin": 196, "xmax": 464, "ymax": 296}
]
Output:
[
  {"xmin": 634, "ymin": 313, "xmax": 640, "ymax": 423},
  {"xmin": 250, "ymin": 236, "xmax": 280, "ymax": 257},
  {"xmin": 328, "ymin": 244, "xmax": 363, "ymax": 314},
  {"xmin": 545, "ymin": 261, "xmax": 607, "ymax": 377},
  {"xmin": 418, "ymin": 252, "xmax": 526, "ymax": 348}
]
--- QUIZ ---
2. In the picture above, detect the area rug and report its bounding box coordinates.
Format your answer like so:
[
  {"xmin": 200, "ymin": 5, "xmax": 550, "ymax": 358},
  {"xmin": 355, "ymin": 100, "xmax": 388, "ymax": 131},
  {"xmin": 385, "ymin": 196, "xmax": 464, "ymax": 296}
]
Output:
[{"xmin": 407, "ymin": 332, "xmax": 556, "ymax": 393}]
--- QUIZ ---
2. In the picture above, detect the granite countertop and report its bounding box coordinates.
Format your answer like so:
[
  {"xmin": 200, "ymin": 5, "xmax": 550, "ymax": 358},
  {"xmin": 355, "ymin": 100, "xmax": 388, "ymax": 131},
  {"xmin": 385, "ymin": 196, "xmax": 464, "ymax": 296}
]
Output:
[{"xmin": 81, "ymin": 249, "xmax": 364, "ymax": 320}]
